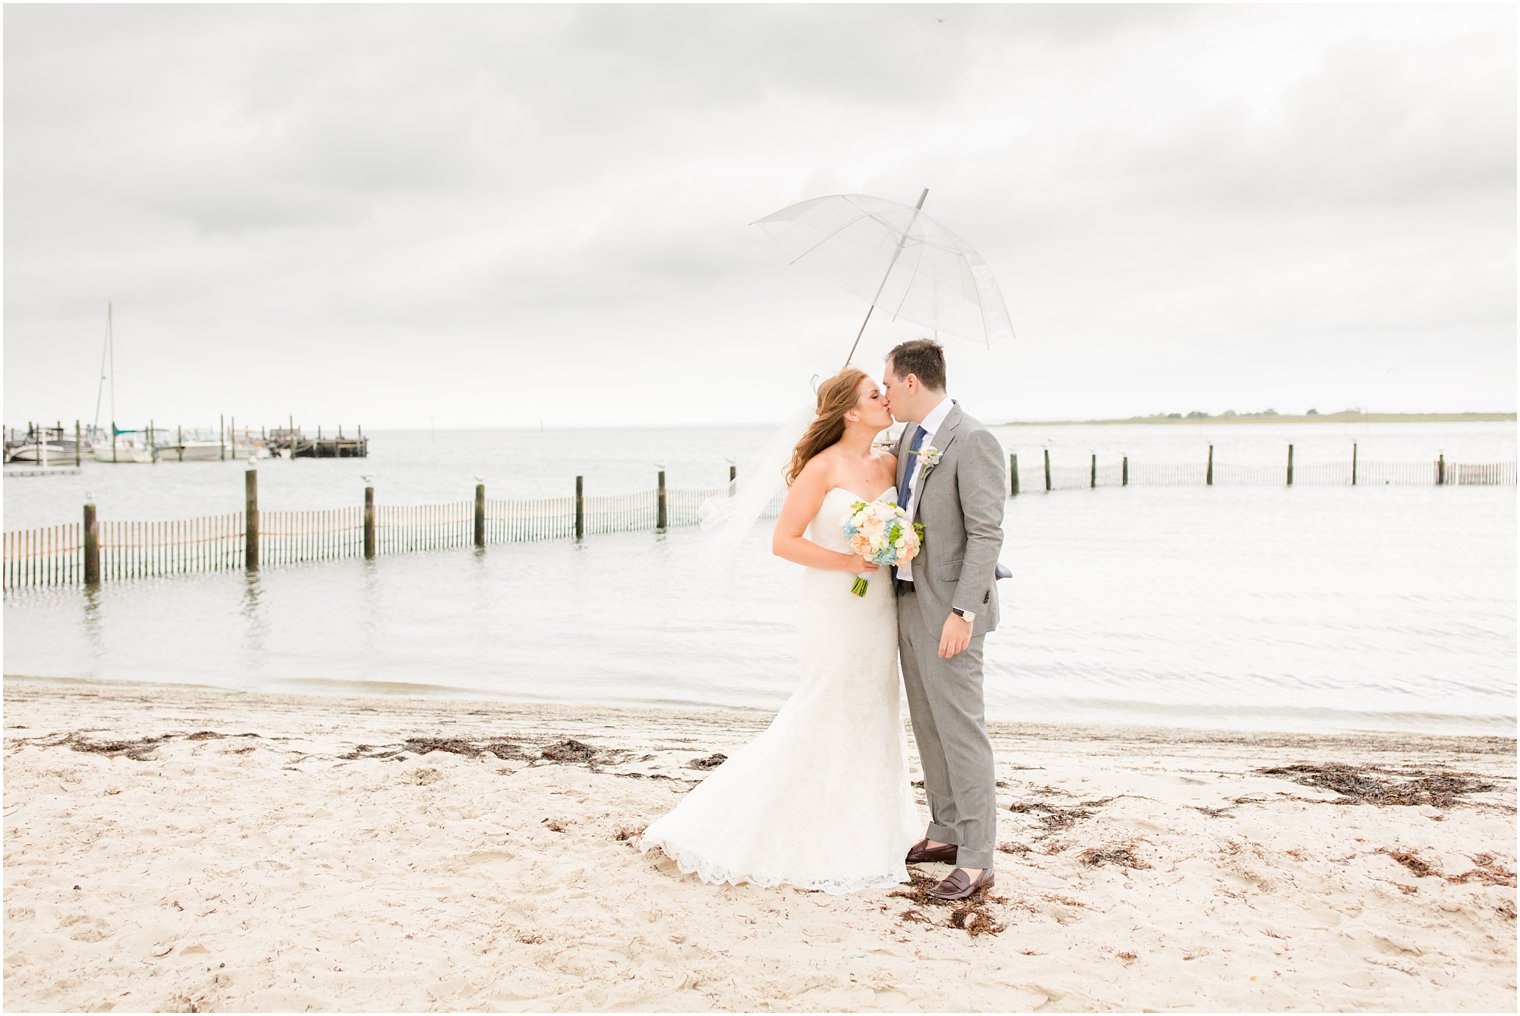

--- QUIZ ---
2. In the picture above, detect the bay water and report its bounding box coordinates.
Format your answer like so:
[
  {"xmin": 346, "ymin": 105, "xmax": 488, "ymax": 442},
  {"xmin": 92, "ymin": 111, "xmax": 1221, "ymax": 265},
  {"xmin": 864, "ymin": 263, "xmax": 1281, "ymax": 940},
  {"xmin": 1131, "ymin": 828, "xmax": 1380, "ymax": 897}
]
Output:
[{"xmin": 4, "ymin": 421, "xmax": 1514, "ymax": 736}]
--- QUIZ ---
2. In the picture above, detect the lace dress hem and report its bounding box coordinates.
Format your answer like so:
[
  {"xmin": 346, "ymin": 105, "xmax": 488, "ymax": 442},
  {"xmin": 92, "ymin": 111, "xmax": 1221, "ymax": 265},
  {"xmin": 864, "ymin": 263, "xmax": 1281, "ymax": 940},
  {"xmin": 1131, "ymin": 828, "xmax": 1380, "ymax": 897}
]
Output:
[{"xmin": 638, "ymin": 836, "xmax": 911, "ymax": 896}]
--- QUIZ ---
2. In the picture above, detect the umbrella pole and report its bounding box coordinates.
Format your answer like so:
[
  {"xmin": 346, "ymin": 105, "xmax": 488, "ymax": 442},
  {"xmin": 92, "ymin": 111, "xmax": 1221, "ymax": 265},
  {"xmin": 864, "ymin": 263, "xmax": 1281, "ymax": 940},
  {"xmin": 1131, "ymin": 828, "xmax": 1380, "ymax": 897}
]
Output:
[
  {"xmin": 842, "ymin": 305, "xmax": 875, "ymax": 369},
  {"xmin": 842, "ymin": 187, "xmax": 929, "ymax": 368}
]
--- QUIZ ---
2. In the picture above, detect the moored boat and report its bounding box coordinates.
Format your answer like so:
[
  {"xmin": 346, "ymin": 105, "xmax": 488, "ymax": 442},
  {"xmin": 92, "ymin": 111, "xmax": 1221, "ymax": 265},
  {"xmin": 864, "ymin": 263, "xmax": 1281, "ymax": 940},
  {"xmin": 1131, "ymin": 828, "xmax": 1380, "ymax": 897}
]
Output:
[{"xmin": 90, "ymin": 434, "xmax": 156, "ymax": 463}]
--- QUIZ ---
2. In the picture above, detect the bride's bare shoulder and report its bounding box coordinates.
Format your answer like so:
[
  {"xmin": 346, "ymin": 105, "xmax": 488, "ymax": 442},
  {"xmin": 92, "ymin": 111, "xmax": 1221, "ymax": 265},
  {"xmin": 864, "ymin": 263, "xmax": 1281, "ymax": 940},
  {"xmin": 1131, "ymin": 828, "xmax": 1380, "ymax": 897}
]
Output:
[{"xmin": 793, "ymin": 451, "xmax": 836, "ymax": 489}]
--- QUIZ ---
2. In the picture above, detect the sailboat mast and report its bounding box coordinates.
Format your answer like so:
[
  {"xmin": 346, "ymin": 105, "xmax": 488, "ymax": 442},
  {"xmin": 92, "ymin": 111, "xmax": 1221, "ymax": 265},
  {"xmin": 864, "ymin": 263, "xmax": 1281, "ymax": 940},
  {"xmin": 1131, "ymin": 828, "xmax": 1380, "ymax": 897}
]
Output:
[
  {"xmin": 108, "ymin": 302, "xmax": 116, "ymax": 434},
  {"xmin": 92, "ymin": 301, "xmax": 112, "ymax": 435}
]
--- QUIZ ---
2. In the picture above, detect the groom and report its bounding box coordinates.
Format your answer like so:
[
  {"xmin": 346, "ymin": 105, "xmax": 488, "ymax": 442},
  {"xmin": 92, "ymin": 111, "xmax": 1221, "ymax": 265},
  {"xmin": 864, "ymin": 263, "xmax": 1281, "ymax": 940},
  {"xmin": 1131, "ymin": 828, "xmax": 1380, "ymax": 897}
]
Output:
[{"xmin": 883, "ymin": 339, "xmax": 1005, "ymax": 902}]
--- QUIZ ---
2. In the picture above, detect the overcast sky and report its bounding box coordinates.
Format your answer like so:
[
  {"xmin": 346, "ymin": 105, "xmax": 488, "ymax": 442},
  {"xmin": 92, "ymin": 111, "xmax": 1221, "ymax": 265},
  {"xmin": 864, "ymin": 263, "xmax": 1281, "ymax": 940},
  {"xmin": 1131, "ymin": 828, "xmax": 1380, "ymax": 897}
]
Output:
[{"xmin": 4, "ymin": 4, "xmax": 1515, "ymax": 430}]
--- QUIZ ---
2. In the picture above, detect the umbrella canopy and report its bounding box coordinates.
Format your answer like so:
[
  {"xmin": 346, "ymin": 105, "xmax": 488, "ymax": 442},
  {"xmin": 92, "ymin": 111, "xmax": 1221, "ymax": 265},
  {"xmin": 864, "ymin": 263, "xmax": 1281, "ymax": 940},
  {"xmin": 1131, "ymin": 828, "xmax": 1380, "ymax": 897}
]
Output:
[{"xmin": 752, "ymin": 192, "xmax": 1016, "ymax": 355}]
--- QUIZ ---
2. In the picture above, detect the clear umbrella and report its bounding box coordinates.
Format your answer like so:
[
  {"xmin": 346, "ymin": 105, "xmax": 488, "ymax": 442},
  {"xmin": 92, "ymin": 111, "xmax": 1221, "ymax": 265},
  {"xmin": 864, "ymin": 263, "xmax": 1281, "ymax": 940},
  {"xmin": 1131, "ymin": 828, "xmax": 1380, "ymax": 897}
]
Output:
[{"xmin": 752, "ymin": 189, "xmax": 1016, "ymax": 365}]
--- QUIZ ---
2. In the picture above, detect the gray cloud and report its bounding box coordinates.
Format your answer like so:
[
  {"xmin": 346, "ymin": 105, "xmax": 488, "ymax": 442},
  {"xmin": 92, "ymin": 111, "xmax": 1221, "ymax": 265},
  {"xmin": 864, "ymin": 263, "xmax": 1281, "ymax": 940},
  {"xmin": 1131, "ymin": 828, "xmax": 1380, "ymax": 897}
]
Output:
[{"xmin": 4, "ymin": 3, "xmax": 1514, "ymax": 430}]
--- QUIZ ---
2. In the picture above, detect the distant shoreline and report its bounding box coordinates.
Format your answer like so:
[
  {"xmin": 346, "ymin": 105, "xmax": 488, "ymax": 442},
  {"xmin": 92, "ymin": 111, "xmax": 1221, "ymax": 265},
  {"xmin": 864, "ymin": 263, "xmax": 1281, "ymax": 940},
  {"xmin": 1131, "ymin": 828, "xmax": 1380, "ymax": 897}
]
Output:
[{"xmin": 994, "ymin": 412, "xmax": 1517, "ymax": 427}]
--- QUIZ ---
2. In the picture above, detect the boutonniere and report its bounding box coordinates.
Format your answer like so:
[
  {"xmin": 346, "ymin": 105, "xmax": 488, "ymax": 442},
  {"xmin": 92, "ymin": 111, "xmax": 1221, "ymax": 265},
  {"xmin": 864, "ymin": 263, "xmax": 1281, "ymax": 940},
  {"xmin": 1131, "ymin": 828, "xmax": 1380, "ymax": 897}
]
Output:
[{"xmin": 912, "ymin": 445, "xmax": 943, "ymax": 469}]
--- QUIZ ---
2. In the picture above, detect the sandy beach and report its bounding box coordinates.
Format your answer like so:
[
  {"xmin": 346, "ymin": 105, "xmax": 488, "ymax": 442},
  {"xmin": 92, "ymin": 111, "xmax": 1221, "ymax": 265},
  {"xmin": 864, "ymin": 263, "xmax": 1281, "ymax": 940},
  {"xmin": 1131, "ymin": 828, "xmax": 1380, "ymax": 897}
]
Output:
[{"xmin": 3, "ymin": 677, "xmax": 1514, "ymax": 1012}]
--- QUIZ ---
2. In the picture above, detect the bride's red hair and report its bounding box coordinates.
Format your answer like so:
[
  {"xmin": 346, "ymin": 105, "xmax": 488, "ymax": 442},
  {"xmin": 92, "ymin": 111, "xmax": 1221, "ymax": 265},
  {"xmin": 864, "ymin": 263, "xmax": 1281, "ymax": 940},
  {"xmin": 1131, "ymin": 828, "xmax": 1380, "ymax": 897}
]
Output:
[{"xmin": 785, "ymin": 368, "xmax": 870, "ymax": 485}]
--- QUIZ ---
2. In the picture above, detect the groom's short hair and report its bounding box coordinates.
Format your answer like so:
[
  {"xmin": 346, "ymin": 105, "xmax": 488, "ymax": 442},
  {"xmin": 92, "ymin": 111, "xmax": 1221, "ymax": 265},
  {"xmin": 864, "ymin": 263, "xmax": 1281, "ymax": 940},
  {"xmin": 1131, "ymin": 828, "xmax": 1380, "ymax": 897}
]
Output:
[{"xmin": 887, "ymin": 339, "xmax": 946, "ymax": 392}]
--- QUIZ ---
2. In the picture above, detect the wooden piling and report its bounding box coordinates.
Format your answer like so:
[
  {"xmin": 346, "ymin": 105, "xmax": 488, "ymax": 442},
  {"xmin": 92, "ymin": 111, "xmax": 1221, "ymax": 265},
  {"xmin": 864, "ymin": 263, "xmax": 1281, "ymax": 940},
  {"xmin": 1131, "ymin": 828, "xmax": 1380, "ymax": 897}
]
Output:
[
  {"xmin": 82, "ymin": 501, "xmax": 100, "ymax": 584},
  {"xmin": 1090, "ymin": 453, "xmax": 1096, "ymax": 488},
  {"xmin": 74, "ymin": 421, "xmax": 82, "ymax": 466},
  {"xmin": 474, "ymin": 484, "xmax": 486, "ymax": 548},
  {"xmin": 729, "ymin": 464, "xmax": 737, "ymax": 483},
  {"xmin": 1287, "ymin": 444, "xmax": 1294, "ymax": 486},
  {"xmin": 1043, "ymin": 449, "xmax": 1052, "ymax": 492},
  {"xmin": 1122, "ymin": 456, "xmax": 1129, "ymax": 486},
  {"xmin": 575, "ymin": 476, "xmax": 585, "ymax": 541},
  {"xmin": 1207, "ymin": 445, "xmax": 1214, "ymax": 486},
  {"xmin": 245, "ymin": 468, "xmax": 259, "ymax": 571},
  {"xmin": 149, "ymin": 421, "xmax": 157, "ymax": 463},
  {"xmin": 1437, "ymin": 453, "xmax": 1445, "ymax": 486},
  {"xmin": 220, "ymin": 414, "xmax": 226, "ymax": 461},
  {"xmin": 657, "ymin": 471, "xmax": 668, "ymax": 531},
  {"xmin": 364, "ymin": 488, "xmax": 376, "ymax": 559},
  {"xmin": 1352, "ymin": 443, "xmax": 1358, "ymax": 486},
  {"xmin": 1010, "ymin": 454, "xmax": 1019, "ymax": 497}
]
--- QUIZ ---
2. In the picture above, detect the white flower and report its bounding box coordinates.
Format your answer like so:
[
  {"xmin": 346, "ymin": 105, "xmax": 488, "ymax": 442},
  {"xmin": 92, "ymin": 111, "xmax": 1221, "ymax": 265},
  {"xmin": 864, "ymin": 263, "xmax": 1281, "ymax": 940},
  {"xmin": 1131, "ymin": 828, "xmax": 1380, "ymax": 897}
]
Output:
[{"xmin": 913, "ymin": 445, "xmax": 943, "ymax": 467}]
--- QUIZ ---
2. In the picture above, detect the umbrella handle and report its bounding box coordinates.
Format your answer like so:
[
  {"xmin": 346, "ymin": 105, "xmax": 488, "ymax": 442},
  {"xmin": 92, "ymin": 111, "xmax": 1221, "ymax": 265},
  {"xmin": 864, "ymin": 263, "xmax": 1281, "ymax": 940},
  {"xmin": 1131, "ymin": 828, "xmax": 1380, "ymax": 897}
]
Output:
[{"xmin": 842, "ymin": 187, "xmax": 929, "ymax": 369}]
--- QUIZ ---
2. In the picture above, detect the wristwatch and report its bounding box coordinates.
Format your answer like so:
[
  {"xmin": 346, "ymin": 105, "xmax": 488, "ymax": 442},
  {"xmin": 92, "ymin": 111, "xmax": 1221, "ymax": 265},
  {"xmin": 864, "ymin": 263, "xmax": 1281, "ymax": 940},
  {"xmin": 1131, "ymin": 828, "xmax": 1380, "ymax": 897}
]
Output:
[{"xmin": 951, "ymin": 607, "xmax": 976, "ymax": 623}]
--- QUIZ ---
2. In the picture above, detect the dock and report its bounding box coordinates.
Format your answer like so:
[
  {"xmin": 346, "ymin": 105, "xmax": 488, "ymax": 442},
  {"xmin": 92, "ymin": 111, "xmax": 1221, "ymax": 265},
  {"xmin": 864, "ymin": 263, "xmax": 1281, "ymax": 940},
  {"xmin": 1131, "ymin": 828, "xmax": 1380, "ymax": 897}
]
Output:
[
  {"xmin": 4, "ymin": 466, "xmax": 81, "ymax": 477},
  {"xmin": 268, "ymin": 425, "xmax": 368, "ymax": 459},
  {"xmin": 289, "ymin": 437, "xmax": 368, "ymax": 458}
]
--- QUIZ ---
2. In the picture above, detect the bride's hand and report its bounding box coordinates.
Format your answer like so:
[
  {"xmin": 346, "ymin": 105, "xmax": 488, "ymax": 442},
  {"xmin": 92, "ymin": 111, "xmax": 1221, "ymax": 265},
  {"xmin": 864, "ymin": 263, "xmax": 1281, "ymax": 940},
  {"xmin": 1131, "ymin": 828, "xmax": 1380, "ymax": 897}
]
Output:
[{"xmin": 849, "ymin": 555, "xmax": 880, "ymax": 574}]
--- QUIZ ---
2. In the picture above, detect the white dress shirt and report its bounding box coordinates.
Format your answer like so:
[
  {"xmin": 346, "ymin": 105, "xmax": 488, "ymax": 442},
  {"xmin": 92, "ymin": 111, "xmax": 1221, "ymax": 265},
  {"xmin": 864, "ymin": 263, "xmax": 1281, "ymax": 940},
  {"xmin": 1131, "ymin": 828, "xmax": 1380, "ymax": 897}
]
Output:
[{"xmin": 897, "ymin": 396, "xmax": 954, "ymax": 583}]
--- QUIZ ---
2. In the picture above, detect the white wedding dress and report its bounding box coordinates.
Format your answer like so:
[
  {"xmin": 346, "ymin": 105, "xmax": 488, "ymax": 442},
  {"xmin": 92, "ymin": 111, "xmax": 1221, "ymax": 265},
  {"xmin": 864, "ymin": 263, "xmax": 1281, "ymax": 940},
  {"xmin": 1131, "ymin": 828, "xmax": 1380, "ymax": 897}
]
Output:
[{"xmin": 640, "ymin": 486, "xmax": 921, "ymax": 894}]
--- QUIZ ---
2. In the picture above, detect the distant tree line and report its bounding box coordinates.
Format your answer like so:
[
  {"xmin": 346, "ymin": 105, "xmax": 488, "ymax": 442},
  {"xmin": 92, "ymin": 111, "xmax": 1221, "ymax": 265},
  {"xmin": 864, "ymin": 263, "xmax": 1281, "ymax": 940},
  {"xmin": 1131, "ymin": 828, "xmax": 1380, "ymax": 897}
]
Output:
[{"xmin": 1153, "ymin": 407, "xmax": 1363, "ymax": 419}]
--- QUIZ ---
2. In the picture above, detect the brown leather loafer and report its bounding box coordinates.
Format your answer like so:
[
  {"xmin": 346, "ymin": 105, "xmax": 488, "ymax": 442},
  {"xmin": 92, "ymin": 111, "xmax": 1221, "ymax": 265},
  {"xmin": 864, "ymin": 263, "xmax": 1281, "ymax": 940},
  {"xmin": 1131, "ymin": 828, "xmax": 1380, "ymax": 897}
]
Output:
[
  {"xmin": 905, "ymin": 838, "xmax": 958, "ymax": 864},
  {"xmin": 927, "ymin": 866, "xmax": 995, "ymax": 901}
]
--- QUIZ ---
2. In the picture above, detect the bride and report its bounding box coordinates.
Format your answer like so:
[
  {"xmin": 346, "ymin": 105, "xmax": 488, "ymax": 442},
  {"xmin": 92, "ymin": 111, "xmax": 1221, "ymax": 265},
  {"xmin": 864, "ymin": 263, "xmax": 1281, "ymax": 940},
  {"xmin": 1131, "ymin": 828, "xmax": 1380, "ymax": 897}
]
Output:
[{"xmin": 639, "ymin": 368, "xmax": 921, "ymax": 893}]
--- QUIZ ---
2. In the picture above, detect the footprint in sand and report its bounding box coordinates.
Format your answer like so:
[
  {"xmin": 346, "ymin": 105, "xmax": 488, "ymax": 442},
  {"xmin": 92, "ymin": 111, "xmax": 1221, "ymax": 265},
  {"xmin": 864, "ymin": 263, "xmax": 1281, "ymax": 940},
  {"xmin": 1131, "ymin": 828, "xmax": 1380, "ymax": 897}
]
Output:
[
  {"xmin": 69, "ymin": 923, "xmax": 112, "ymax": 944},
  {"xmin": 455, "ymin": 849, "xmax": 518, "ymax": 868}
]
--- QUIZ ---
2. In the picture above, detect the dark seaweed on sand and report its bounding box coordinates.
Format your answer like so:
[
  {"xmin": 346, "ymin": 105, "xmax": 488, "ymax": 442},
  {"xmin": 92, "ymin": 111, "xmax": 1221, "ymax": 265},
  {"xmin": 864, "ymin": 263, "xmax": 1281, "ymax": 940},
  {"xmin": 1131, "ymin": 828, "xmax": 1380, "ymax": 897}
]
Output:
[
  {"xmin": 1379, "ymin": 847, "xmax": 1517, "ymax": 887},
  {"xmin": 338, "ymin": 736, "xmax": 527, "ymax": 761},
  {"xmin": 539, "ymin": 738, "xmax": 600, "ymax": 763},
  {"xmin": 1077, "ymin": 844, "xmax": 1151, "ymax": 870},
  {"xmin": 889, "ymin": 869, "xmax": 1006, "ymax": 937},
  {"xmin": 1007, "ymin": 800, "xmax": 1095, "ymax": 834},
  {"xmin": 64, "ymin": 733, "xmax": 173, "ymax": 761},
  {"xmin": 11, "ymin": 730, "xmax": 264, "ymax": 762},
  {"xmin": 1257, "ymin": 763, "xmax": 1497, "ymax": 807}
]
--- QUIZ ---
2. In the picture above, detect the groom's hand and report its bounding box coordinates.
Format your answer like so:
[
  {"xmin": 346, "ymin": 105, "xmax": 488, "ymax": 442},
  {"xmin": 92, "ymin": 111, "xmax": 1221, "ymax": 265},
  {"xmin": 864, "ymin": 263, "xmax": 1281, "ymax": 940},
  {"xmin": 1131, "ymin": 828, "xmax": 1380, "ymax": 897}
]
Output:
[{"xmin": 938, "ymin": 613, "xmax": 973, "ymax": 658}]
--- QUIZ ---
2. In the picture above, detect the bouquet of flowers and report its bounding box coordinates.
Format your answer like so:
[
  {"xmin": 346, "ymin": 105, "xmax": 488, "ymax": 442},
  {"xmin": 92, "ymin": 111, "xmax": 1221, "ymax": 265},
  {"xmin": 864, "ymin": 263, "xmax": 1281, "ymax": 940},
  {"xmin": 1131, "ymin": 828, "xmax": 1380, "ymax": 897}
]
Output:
[{"xmin": 842, "ymin": 497, "xmax": 925, "ymax": 597}]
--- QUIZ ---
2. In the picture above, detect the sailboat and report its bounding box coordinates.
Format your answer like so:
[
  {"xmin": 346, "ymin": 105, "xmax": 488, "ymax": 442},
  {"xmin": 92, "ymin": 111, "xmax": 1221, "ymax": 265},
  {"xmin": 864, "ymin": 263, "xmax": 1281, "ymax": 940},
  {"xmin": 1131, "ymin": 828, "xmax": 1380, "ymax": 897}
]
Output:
[{"xmin": 88, "ymin": 303, "xmax": 156, "ymax": 464}]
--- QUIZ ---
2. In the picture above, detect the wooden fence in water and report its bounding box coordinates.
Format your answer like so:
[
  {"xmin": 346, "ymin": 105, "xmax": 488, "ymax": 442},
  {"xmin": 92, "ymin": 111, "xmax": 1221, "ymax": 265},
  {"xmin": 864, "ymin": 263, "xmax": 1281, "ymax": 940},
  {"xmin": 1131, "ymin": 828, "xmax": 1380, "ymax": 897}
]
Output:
[
  {"xmin": 1013, "ymin": 444, "xmax": 1516, "ymax": 493},
  {"xmin": 4, "ymin": 447, "xmax": 1514, "ymax": 590}
]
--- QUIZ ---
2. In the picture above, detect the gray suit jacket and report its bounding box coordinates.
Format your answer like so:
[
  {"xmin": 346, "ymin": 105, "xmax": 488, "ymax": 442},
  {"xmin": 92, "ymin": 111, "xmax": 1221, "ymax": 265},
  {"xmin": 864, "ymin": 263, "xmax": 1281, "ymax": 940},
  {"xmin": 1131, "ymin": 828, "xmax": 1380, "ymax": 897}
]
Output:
[{"xmin": 893, "ymin": 403, "xmax": 1006, "ymax": 638}]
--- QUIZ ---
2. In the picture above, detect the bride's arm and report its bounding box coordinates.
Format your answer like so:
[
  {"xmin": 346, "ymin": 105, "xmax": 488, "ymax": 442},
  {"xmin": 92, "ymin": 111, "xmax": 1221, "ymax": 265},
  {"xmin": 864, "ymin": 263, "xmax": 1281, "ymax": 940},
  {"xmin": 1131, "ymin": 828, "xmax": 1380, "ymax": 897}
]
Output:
[{"xmin": 771, "ymin": 458, "xmax": 875, "ymax": 573}]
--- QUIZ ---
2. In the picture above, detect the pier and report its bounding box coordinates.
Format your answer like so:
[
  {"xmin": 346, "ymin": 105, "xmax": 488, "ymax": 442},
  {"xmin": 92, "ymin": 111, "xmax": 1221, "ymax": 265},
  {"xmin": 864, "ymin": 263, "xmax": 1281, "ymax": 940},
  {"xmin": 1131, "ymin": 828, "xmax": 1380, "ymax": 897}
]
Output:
[{"xmin": 277, "ymin": 425, "xmax": 369, "ymax": 459}]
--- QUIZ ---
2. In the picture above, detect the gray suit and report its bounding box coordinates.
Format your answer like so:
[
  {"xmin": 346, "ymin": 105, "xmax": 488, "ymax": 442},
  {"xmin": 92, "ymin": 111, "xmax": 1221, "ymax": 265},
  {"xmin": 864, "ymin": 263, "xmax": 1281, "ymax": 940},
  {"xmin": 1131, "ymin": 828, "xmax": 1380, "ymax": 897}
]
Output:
[{"xmin": 893, "ymin": 402, "xmax": 1005, "ymax": 870}]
